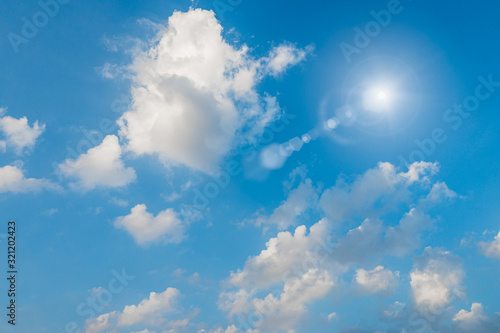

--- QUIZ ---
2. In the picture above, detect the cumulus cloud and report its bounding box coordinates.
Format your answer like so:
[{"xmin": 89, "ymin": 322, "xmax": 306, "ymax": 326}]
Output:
[
  {"xmin": 227, "ymin": 219, "xmax": 331, "ymax": 290},
  {"xmin": 410, "ymin": 247, "xmax": 465, "ymax": 315},
  {"xmin": 117, "ymin": 8, "xmax": 310, "ymax": 173},
  {"xmin": 479, "ymin": 230, "xmax": 500, "ymax": 258},
  {"xmin": 58, "ymin": 135, "xmax": 136, "ymax": 191},
  {"xmin": 252, "ymin": 178, "xmax": 319, "ymax": 230},
  {"xmin": 355, "ymin": 266, "xmax": 398, "ymax": 295},
  {"xmin": 0, "ymin": 165, "xmax": 60, "ymax": 193},
  {"xmin": 253, "ymin": 268, "xmax": 334, "ymax": 331},
  {"xmin": 114, "ymin": 204, "xmax": 188, "ymax": 245},
  {"xmin": 219, "ymin": 219, "xmax": 338, "ymax": 332},
  {"xmin": 221, "ymin": 268, "xmax": 334, "ymax": 332},
  {"xmin": 219, "ymin": 162, "xmax": 459, "ymax": 332},
  {"xmin": 0, "ymin": 111, "xmax": 45, "ymax": 154},
  {"xmin": 85, "ymin": 287, "xmax": 181, "ymax": 333},
  {"xmin": 452, "ymin": 303, "xmax": 500, "ymax": 333},
  {"xmin": 319, "ymin": 162, "xmax": 439, "ymax": 223},
  {"xmin": 332, "ymin": 207, "xmax": 435, "ymax": 264},
  {"xmin": 264, "ymin": 43, "xmax": 312, "ymax": 77}
]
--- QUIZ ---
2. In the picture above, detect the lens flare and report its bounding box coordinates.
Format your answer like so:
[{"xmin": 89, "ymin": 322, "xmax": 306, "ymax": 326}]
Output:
[{"xmin": 363, "ymin": 85, "xmax": 394, "ymax": 112}]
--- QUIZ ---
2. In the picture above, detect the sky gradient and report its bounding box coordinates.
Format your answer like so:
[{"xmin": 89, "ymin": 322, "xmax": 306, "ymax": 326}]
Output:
[{"xmin": 1, "ymin": 1, "xmax": 500, "ymax": 332}]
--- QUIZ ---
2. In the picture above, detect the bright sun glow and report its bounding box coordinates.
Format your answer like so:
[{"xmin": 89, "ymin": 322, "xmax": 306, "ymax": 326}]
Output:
[{"xmin": 363, "ymin": 85, "xmax": 395, "ymax": 112}]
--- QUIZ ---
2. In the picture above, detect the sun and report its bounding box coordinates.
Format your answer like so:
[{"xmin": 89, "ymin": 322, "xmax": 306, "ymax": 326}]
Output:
[{"xmin": 363, "ymin": 84, "xmax": 395, "ymax": 112}]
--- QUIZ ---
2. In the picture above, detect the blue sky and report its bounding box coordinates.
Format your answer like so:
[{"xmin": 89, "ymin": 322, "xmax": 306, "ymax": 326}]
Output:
[{"xmin": 1, "ymin": 0, "xmax": 500, "ymax": 332}]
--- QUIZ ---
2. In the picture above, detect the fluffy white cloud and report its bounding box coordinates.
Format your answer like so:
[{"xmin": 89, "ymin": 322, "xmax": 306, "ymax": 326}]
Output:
[
  {"xmin": 0, "ymin": 165, "xmax": 60, "ymax": 193},
  {"xmin": 252, "ymin": 178, "xmax": 318, "ymax": 230},
  {"xmin": 355, "ymin": 266, "xmax": 398, "ymax": 295},
  {"xmin": 332, "ymin": 207, "xmax": 435, "ymax": 264},
  {"xmin": 452, "ymin": 303, "xmax": 500, "ymax": 333},
  {"xmin": 58, "ymin": 135, "xmax": 136, "ymax": 191},
  {"xmin": 253, "ymin": 268, "xmax": 334, "ymax": 332},
  {"xmin": 0, "ymin": 111, "xmax": 45, "ymax": 154},
  {"xmin": 85, "ymin": 287, "xmax": 181, "ymax": 333},
  {"xmin": 118, "ymin": 288, "xmax": 179, "ymax": 327},
  {"xmin": 479, "ymin": 230, "xmax": 500, "ymax": 258},
  {"xmin": 264, "ymin": 43, "xmax": 311, "ymax": 77},
  {"xmin": 114, "ymin": 204, "xmax": 187, "ymax": 245},
  {"xmin": 219, "ymin": 162, "xmax": 459, "ymax": 332},
  {"xmin": 219, "ymin": 219, "xmax": 338, "ymax": 332},
  {"xmin": 319, "ymin": 162, "xmax": 439, "ymax": 223},
  {"xmin": 453, "ymin": 303, "xmax": 488, "ymax": 324},
  {"xmin": 410, "ymin": 247, "xmax": 465, "ymax": 314},
  {"xmin": 221, "ymin": 268, "xmax": 334, "ymax": 332},
  {"xmin": 118, "ymin": 9, "xmax": 310, "ymax": 173},
  {"xmin": 227, "ymin": 219, "xmax": 332, "ymax": 290}
]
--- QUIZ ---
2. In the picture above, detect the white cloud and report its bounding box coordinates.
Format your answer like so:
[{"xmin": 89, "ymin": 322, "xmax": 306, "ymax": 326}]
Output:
[
  {"xmin": 99, "ymin": 62, "xmax": 121, "ymax": 79},
  {"xmin": 219, "ymin": 219, "xmax": 338, "ymax": 332},
  {"xmin": 227, "ymin": 219, "xmax": 331, "ymax": 290},
  {"xmin": 452, "ymin": 303, "xmax": 500, "ymax": 333},
  {"xmin": 355, "ymin": 266, "xmax": 398, "ymax": 295},
  {"xmin": 479, "ymin": 230, "xmax": 500, "ymax": 258},
  {"xmin": 332, "ymin": 207, "xmax": 435, "ymax": 264},
  {"xmin": 58, "ymin": 135, "xmax": 136, "ymax": 191},
  {"xmin": 453, "ymin": 303, "xmax": 488, "ymax": 323},
  {"xmin": 253, "ymin": 178, "xmax": 318, "ymax": 230},
  {"xmin": 85, "ymin": 287, "xmax": 181, "ymax": 333},
  {"xmin": 114, "ymin": 204, "xmax": 187, "ymax": 245},
  {"xmin": 221, "ymin": 268, "xmax": 334, "ymax": 332},
  {"xmin": 410, "ymin": 247, "xmax": 465, "ymax": 314},
  {"xmin": 319, "ymin": 162, "xmax": 439, "ymax": 223},
  {"xmin": 118, "ymin": 288, "xmax": 179, "ymax": 327},
  {"xmin": 425, "ymin": 181, "xmax": 457, "ymax": 203},
  {"xmin": 253, "ymin": 268, "xmax": 334, "ymax": 331},
  {"xmin": 0, "ymin": 165, "xmax": 60, "ymax": 193},
  {"xmin": 0, "ymin": 112, "xmax": 45, "ymax": 154},
  {"xmin": 198, "ymin": 325, "xmax": 239, "ymax": 333},
  {"xmin": 264, "ymin": 43, "xmax": 312, "ymax": 77},
  {"xmin": 218, "ymin": 162, "xmax": 459, "ymax": 332},
  {"xmin": 327, "ymin": 312, "xmax": 338, "ymax": 321},
  {"xmin": 118, "ymin": 8, "xmax": 310, "ymax": 173},
  {"xmin": 85, "ymin": 311, "xmax": 115, "ymax": 333}
]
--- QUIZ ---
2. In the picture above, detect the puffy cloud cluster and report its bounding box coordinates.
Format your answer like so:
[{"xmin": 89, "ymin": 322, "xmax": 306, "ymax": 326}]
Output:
[
  {"xmin": 117, "ymin": 9, "xmax": 311, "ymax": 173},
  {"xmin": 219, "ymin": 162, "xmax": 460, "ymax": 332},
  {"xmin": 252, "ymin": 178, "xmax": 319, "ymax": 230},
  {"xmin": 0, "ymin": 108, "xmax": 45, "ymax": 154},
  {"xmin": 319, "ymin": 162, "xmax": 440, "ymax": 223},
  {"xmin": 219, "ymin": 220, "xmax": 337, "ymax": 331},
  {"xmin": 410, "ymin": 247, "xmax": 465, "ymax": 315},
  {"xmin": 85, "ymin": 287, "xmax": 184, "ymax": 333},
  {"xmin": 479, "ymin": 230, "xmax": 500, "ymax": 258},
  {"xmin": 114, "ymin": 204, "xmax": 187, "ymax": 245},
  {"xmin": 58, "ymin": 135, "xmax": 136, "ymax": 191},
  {"xmin": 355, "ymin": 266, "xmax": 398, "ymax": 295},
  {"xmin": 0, "ymin": 164, "xmax": 60, "ymax": 193},
  {"xmin": 452, "ymin": 303, "xmax": 500, "ymax": 333}
]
